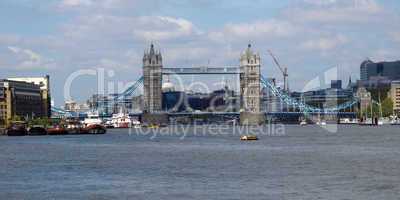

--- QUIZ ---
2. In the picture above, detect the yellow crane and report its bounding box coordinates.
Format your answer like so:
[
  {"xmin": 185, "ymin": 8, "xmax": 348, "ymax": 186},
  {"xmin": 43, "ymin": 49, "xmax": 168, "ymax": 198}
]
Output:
[{"xmin": 267, "ymin": 50, "xmax": 289, "ymax": 92}]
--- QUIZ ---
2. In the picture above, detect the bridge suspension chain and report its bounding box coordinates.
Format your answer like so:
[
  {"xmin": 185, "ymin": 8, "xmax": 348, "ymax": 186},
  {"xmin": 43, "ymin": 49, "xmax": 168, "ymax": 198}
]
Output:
[{"xmin": 260, "ymin": 76, "xmax": 359, "ymax": 113}]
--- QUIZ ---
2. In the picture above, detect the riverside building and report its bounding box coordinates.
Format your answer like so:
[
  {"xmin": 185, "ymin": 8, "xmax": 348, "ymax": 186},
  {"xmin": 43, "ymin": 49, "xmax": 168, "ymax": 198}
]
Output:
[
  {"xmin": 0, "ymin": 79, "xmax": 47, "ymax": 126},
  {"xmin": 7, "ymin": 76, "xmax": 51, "ymax": 118},
  {"xmin": 391, "ymin": 81, "xmax": 400, "ymax": 114}
]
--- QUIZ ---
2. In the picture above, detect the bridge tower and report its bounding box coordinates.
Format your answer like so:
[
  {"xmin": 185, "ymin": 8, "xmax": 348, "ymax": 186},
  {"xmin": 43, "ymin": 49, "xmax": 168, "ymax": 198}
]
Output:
[
  {"xmin": 143, "ymin": 43, "xmax": 163, "ymax": 112},
  {"xmin": 239, "ymin": 44, "xmax": 265, "ymax": 125},
  {"xmin": 142, "ymin": 43, "xmax": 168, "ymax": 124}
]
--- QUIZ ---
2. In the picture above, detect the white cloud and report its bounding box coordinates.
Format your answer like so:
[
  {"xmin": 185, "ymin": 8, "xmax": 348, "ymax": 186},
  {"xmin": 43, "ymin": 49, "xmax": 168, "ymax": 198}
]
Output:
[
  {"xmin": 287, "ymin": 0, "xmax": 383, "ymax": 24},
  {"xmin": 303, "ymin": 0, "xmax": 339, "ymax": 6},
  {"xmin": 7, "ymin": 46, "xmax": 55, "ymax": 70},
  {"xmin": 300, "ymin": 35, "xmax": 348, "ymax": 51},
  {"xmin": 391, "ymin": 32, "xmax": 400, "ymax": 43},
  {"xmin": 213, "ymin": 20, "xmax": 297, "ymax": 42},
  {"xmin": 132, "ymin": 16, "xmax": 199, "ymax": 41},
  {"xmin": 8, "ymin": 46, "xmax": 41, "ymax": 61},
  {"xmin": 60, "ymin": 15, "xmax": 200, "ymax": 43},
  {"xmin": 61, "ymin": 0, "xmax": 93, "ymax": 7}
]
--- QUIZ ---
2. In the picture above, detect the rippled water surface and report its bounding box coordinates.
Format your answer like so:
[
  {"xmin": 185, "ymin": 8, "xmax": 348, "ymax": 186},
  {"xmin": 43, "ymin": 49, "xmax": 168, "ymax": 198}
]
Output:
[{"xmin": 1, "ymin": 125, "xmax": 400, "ymax": 199}]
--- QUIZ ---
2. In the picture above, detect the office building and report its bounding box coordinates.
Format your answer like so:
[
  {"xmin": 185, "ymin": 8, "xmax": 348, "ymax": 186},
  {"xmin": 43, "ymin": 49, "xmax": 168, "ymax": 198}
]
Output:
[
  {"xmin": 64, "ymin": 100, "xmax": 90, "ymax": 113},
  {"xmin": 391, "ymin": 81, "xmax": 400, "ymax": 114},
  {"xmin": 7, "ymin": 76, "xmax": 51, "ymax": 118},
  {"xmin": 0, "ymin": 80, "xmax": 47, "ymax": 125},
  {"xmin": 360, "ymin": 59, "xmax": 400, "ymax": 81},
  {"xmin": 331, "ymin": 80, "xmax": 342, "ymax": 89}
]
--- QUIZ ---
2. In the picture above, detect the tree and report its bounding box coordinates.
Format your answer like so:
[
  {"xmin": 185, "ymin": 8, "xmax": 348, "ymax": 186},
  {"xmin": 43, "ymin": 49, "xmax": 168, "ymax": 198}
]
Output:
[
  {"xmin": 28, "ymin": 118, "xmax": 51, "ymax": 127},
  {"xmin": 381, "ymin": 98, "xmax": 393, "ymax": 117},
  {"xmin": 359, "ymin": 98, "xmax": 393, "ymax": 118}
]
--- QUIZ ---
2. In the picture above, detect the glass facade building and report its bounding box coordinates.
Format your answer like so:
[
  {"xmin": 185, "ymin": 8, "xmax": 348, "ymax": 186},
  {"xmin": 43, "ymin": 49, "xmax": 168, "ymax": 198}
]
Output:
[{"xmin": 360, "ymin": 60, "xmax": 400, "ymax": 81}]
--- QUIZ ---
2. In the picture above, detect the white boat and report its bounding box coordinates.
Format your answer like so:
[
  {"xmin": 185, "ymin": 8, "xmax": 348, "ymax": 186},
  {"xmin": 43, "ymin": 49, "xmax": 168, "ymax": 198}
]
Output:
[
  {"xmin": 340, "ymin": 118, "xmax": 359, "ymax": 124},
  {"xmin": 391, "ymin": 119, "xmax": 400, "ymax": 125},
  {"xmin": 359, "ymin": 118, "xmax": 384, "ymax": 126},
  {"xmin": 300, "ymin": 120, "xmax": 307, "ymax": 126},
  {"xmin": 83, "ymin": 111, "xmax": 103, "ymax": 127},
  {"xmin": 389, "ymin": 115, "xmax": 400, "ymax": 125},
  {"xmin": 111, "ymin": 111, "xmax": 141, "ymax": 128}
]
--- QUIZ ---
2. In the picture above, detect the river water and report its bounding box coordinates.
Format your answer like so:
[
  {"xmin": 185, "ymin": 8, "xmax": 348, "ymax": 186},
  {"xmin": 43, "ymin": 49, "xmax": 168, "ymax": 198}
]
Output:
[{"xmin": 0, "ymin": 125, "xmax": 400, "ymax": 200}]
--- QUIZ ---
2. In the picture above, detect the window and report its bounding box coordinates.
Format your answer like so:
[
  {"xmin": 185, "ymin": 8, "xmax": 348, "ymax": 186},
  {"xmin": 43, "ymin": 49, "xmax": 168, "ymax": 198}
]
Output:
[{"xmin": 377, "ymin": 63, "xmax": 384, "ymax": 75}]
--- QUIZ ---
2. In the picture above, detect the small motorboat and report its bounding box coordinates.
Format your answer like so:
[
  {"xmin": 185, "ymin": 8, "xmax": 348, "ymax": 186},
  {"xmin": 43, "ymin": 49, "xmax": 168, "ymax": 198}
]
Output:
[
  {"xmin": 240, "ymin": 135, "xmax": 258, "ymax": 141},
  {"xmin": 6, "ymin": 121, "xmax": 28, "ymax": 136},
  {"xmin": 300, "ymin": 120, "xmax": 307, "ymax": 126}
]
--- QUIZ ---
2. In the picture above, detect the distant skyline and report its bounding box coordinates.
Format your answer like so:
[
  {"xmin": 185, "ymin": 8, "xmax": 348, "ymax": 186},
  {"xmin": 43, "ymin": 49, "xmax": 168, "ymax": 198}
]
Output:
[{"xmin": 1, "ymin": 0, "xmax": 400, "ymax": 106}]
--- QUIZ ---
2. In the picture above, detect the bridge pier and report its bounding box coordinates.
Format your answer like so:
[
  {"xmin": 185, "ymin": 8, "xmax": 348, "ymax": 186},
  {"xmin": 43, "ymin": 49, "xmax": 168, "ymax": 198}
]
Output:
[
  {"xmin": 240, "ymin": 112, "xmax": 265, "ymax": 126},
  {"xmin": 142, "ymin": 113, "xmax": 169, "ymax": 125}
]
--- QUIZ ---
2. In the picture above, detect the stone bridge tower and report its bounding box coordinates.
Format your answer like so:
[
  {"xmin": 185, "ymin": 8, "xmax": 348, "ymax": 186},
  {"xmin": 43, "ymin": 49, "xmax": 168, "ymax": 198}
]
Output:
[
  {"xmin": 239, "ymin": 44, "xmax": 264, "ymax": 125},
  {"xmin": 142, "ymin": 43, "xmax": 168, "ymax": 125},
  {"xmin": 143, "ymin": 43, "xmax": 163, "ymax": 113}
]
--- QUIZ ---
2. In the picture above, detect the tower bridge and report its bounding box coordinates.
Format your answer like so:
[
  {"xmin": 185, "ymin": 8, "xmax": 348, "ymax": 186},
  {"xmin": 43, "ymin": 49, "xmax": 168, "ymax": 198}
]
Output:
[
  {"xmin": 142, "ymin": 43, "xmax": 263, "ymax": 125},
  {"xmin": 52, "ymin": 43, "xmax": 360, "ymax": 124}
]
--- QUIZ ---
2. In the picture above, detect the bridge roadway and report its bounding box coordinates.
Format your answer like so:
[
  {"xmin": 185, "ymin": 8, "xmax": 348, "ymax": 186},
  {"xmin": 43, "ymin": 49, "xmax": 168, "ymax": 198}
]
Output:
[
  {"xmin": 128, "ymin": 112, "xmax": 356, "ymax": 118},
  {"xmin": 52, "ymin": 110, "xmax": 356, "ymax": 118},
  {"xmin": 162, "ymin": 66, "xmax": 242, "ymax": 75}
]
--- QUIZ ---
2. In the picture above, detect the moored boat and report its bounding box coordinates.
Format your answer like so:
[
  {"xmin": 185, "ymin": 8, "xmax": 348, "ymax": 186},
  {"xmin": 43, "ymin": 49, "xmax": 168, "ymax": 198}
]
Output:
[
  {"xmin": 83, "ymin": 111, "xmax": 103, "ymax": 127},
  {"xmin": 110, "ymin": 111, "xmax": 141, "ymax": 128},
  {"xmin": 47, "ymin": 125, "xmax": 69, "ymax": 135},
  {"xmin": 6, "ymin": 121, "xmax": 28, "ymax": 136},
  {"xmin": 82, "ymin": 124, "xmax": 107, "ymax": 134},
  {"xmin": 28, "ymin": 126, "xmax": 47, "ymax": 136}
]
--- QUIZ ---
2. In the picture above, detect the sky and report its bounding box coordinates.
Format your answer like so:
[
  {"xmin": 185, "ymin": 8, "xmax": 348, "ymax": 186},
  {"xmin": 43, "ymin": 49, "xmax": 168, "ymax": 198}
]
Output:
[{"xmin": 0, "ymin": 0, "xmax": 400, "ymax": 106}]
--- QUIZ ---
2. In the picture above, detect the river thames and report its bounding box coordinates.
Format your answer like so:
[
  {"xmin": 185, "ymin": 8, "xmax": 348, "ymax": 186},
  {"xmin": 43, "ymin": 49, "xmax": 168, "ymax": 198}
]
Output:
[{"xmin": 1, "ymin": 125, "xmax": 400, "ymax": 199}]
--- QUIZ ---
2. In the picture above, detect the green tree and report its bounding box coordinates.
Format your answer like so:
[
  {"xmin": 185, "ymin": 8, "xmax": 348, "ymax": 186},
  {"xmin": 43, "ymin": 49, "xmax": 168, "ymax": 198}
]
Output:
[
  {"xmin": 28, "ymin": 118, "xmax": 51, "ymax": 127},
  {"xmin": 381, "ymin": 98, "xmax": 393, "ymax": 117},
  {"xmin": 360, "ymin": 98, "xmax": 393, "ymax": 118}
]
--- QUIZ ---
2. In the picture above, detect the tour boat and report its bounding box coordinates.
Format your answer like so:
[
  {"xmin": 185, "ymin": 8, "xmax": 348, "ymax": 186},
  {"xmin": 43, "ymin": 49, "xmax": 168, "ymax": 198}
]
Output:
[
  {"xmin": 83, "ymin": 111, "xmax": 103, "ymax": 127},
  {"xmin": 111, "ymin": 111, "xmax": 140, "ymax": 128},
  {"xmin": 240, "ymin": 135, "xmax": 258, "ymax": 141}
]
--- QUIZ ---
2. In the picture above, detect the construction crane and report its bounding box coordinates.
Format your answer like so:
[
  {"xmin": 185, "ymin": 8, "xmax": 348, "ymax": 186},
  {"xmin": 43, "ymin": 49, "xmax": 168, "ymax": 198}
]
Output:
[{"xmin": 267, "ymin": 50, "xmax": 289, "ymax": 92}]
